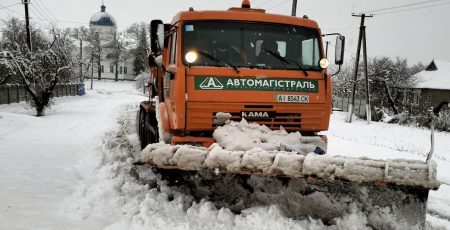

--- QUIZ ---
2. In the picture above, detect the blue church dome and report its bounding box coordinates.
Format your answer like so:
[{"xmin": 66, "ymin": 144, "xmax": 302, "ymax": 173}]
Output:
[{"xmin": 89, "ymin": 5, "xmax": 116, "ymax": 28}]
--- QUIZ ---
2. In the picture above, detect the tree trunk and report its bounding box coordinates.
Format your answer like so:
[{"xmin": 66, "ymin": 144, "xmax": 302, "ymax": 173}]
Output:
[
  {"xmin": 97, "ymin": 55, "xmax": 101, "ymax": 80},
  {"xmin": 115, "ymin": 61, "xmax": 119, "ymax": 82},
  {"xmin": 383, "ymin": 80, "xmax": 399, "ymax": 114},
  {"xmin": 36, "ymin": 106, "xmax": 45, "ymax": 117}
]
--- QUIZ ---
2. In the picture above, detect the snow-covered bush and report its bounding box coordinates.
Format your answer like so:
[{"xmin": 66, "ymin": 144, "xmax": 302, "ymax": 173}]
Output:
[
  {"xmin": 333, "ymin": 57, "xmax": 424, "ymax": 124},
  {"xmin": 134, "ymin": 72, "xmax": 150, "ymax": 91},
  {"xmin": 435, "ymin": 110, "xmax": 450, "ymax": 131}
]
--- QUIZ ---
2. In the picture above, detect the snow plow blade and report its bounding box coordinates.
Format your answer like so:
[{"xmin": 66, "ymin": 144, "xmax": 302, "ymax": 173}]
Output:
[{"xmin": 134, "ymin": 143, "xmax": 440, "ymax": 229}]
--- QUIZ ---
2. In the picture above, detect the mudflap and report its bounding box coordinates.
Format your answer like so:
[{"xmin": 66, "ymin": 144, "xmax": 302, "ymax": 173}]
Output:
[
  {"xmin": 137, "ymin": 106, "xmax": 159, "ymax": 149},
  {"xmin": 141, "ymin": 167, "xmax": 428, "ymax": 229}
]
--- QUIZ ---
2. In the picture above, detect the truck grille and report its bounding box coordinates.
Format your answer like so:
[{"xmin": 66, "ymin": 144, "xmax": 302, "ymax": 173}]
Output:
[{"xmin": 213, "ymin": 112, "xmax": 301, "ymax": 130}]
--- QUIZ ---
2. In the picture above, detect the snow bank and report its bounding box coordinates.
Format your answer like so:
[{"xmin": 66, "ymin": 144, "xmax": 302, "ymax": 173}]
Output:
[
  {"xmin": 68, "ymin": 103, "xmax": 393, "ymax": 230},
  {"xmin": 213, "ymin": 119, "xmax": 317, "ymax": 153},
  {"xmin": 302, "ymin": 154, "xmax": 439, "ymax": 188},
  {"xmin": 137, "ymin": 119, "xmax": 323, "ymax": 176},
  {"xmin": 137, "ymin": 119, "xmax": 439, "ymax": 189},
  {"xmin": 2, "ymin": 81, "xmax": 448, "ymax": 229},
  {"xmin": 203, "ymin": 144, "xmax": 244, "ymax": 172}
]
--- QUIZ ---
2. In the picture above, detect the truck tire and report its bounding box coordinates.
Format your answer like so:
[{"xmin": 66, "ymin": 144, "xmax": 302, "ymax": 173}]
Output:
[
  {"xmin": 138, "ymin": 109, "xmax": 147, "ymax": 149},
  {"xmin": 143, "ymin": 110, "xmax": 159, "ymax": 148}
]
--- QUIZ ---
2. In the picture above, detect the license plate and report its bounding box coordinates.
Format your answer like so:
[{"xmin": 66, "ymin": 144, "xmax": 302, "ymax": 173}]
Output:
[{"xmin": 276, "ymin": 94, "xmax": 310, "ymax": 103}]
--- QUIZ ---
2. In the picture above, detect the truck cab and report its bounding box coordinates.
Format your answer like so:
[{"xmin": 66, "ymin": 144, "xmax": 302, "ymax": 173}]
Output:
[{"xmin": 139, "ymin": 1, "xmax": 344, "ymax": 148}]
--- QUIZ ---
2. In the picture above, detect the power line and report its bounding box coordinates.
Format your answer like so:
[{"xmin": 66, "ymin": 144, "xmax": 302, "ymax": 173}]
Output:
[
  {"xmin": 51, "ymin": 19, "xmax": 89, "ymax": 25},
  {"xmin": 255, "ymin": 0, "xmax": 274, "ymax": 8},
  {"xmin": 30, "ymin": 5, "xmax": 55, "ymax": 28},
  {"xmin": 0, "ymin": 4, "xmax": 127, "ymax": 29},
  {"xmin": 375, "ymin": 1, "xmax": 450, "ymax": 15},
  {"xmin": 267, "ymin": 0, "xmax": 290, "ymax": 11},
  {"xmin": 31, "ymin": 1, "xmax": 56, "ymax": 25},
  {"xmin": 32, "ymin": 15, "xmax": 89, "ymax": 26},
  {"xmin": 34, "ymin": 0, "xmax": 58, "ymax": 25},
  {"xmin": 362, "ymin": 0, "xmax": 450, "ymax": 14},
  {"xmin": 0, "ymin": 2, "xmax": 20, "ymax": 9},
  {"xmin": 0, "ymin": 2, "xmax": 23, "ymax": 15}
]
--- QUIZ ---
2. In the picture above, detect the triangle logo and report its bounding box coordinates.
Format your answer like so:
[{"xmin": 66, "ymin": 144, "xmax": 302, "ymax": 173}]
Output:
[{"xmin": 199, "ymin": 77, "xmax": 224, "ymax": 89}]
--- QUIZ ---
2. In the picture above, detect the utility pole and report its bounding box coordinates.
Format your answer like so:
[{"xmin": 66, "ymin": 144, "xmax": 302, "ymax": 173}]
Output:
[
  {"xmin": 23, "ymin": 0, "xmax": 32, "ymax": 51},
  {"xmin": 79, "ymin": 39, "xmax": 83, "ymax": 82},
  {"xmin": 347, "ymin": 13, "xmax": 372, "ymax": 123},
  {"xmin": 291, "ymin": 0, "xmax": 298, "ymax": 16},
  {"xmin": 90, "ymin": 57, "xmax": 94, "ymax": 90},
  {"xmin": 362, "ymin": 25, "xmax": 371, "ymax": 124},
  {"xmin": 325, "ymin": 41, "xmax": 329, "ymax": 58},
  {"xmin": 95, "ymin": 32, "xmax": 101, "ymax": 81}
]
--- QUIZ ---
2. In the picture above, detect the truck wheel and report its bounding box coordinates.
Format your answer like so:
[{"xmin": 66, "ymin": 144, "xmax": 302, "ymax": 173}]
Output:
[{"xmin": 144, "ymin": 111, "xmax": 159, "ymax": 145}]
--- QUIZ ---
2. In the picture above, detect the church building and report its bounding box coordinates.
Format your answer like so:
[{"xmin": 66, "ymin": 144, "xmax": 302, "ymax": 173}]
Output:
[{"xmin": 88, "ymin": 3, "xmax": 135, "ymax": 81}]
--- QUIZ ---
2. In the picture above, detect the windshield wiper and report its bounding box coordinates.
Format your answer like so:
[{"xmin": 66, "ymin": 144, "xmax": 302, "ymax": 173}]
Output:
[
  {"xmin": 263, "ymin": 49, "xmax": 308, "ymax": 76},
  {"xmin": 197, "ymin": 50, "xmax": 240, "ymax": 73},
  {"xmin": 263, "ymin": 49, "xmax": 290, "ymax": 66},
  {"xmin": 289, "ymin": 60, "xmax": 309, "ymax": 77}
]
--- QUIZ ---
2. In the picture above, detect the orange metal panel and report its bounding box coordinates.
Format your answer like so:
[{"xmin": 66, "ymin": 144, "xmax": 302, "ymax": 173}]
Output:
[
  {"xmin": 158, "ymin": 4, "xmax": 332, "ymax": 136},
  {"xmin": 186, "ymin": 102, "xmax": 330, "ymax": 132},
  {"xmin": 171, "ymin": 10, "xmax": 320, "ymax": 30},
  {"xmin": 172, "ymin": 136, "xmax": 214, "ymax": 148}
]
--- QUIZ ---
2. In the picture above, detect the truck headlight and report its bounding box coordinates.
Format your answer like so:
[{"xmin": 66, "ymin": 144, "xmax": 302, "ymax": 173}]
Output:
[
  {"xmin": 319, "ymin": 58, "xmax": 329, "ymax": 69},
  {"xmin": 185, "ymin": 51, "xmax": 198, "ymax": 64}
]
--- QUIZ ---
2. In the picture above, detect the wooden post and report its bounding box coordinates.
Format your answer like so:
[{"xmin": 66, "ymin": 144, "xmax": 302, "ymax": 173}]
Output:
[
  {"xmin": 6, "ymin": 85, "xmax": 10, "ymax": 104},
  {"xmin": 16, "ymin": 85, "xmax": 20, "ymax": 103},
  {"xmin": 23, "ymin": 0, "xmax": 32, "ymax": 51},
  {"xmin": 362, "ymin": 29, "xmax": 371, "ymax": 123},
  {"xmin": 291, "ymin": 0, "xmax": 298, "ymax": 16},
  {"xmin": 348, "ymin": 14, "xmax": 373, "ymax": 122}
]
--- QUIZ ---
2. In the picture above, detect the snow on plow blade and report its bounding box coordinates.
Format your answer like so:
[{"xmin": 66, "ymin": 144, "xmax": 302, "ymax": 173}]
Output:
[{"xmin": 134, "ymin": 143, "xmax": 440, "ymax": 229}]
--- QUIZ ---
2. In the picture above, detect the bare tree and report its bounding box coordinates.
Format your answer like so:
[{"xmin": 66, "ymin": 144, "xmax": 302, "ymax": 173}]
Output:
[
  {"xmin": 0, "ymin": 29, "xmax": 75, "ymax": 116},
  {"xmin": 368, "ymin": 57, "xmax": 418, "ymax": 115},
  {"xmin": 333, "ymin": 56, "xmax": 422, "ymax": 120},
  {"xmin": 70, "ymin": 26, "xmax": 90, "ymax": 83},
  {"xmin": 84, "ymin": 29, "xmax": 102, "ymax": 80},
  {"xmin": 106, "ymin": 31, "xmax": 126, "ymax": 81}
]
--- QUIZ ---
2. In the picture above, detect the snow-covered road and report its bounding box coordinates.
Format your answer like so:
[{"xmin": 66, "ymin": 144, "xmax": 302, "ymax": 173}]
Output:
[
  {"xmin": 0, "ymin": 80, "xmax": 449, "ymax": 229},
  {"xmin": 0, "ymin": 81, "xmax": 146, "ymax": 229}
]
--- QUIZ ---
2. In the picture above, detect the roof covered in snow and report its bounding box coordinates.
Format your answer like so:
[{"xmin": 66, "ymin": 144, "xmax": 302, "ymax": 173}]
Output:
[
  {"xmin": 412, "ymin": 60, "xmax": 450, "ymax": 90},
  {"xmin": 89, "ymin": 5, "xmax": 117, "ymax": 28}
]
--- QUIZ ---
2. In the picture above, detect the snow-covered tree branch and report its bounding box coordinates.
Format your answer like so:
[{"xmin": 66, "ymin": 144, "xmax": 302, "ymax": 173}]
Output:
[
  {"xmin": 333, "ymin": 56, "xmax": 424, "ymax": 120},
  {"xmin": 0, "ymin": 18, "xmax": 76, "ymax": 116}
]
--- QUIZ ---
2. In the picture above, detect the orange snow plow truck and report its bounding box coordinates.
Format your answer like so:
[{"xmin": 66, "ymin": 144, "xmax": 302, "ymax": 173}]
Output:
[{"xmin": 136, "ymin": 1, "xmax": 439, "ymax": 228}]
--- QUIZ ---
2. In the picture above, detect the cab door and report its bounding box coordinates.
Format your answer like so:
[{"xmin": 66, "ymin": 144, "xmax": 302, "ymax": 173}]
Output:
[{"xmin": 163, "ymin": 27, "xmax": 187, "ymax": 130}]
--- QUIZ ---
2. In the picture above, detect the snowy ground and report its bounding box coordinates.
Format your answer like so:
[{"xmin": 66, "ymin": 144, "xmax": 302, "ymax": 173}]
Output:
[{"xmin": 0, "ymin": 80, "xmax": 449, "ymax": 229}]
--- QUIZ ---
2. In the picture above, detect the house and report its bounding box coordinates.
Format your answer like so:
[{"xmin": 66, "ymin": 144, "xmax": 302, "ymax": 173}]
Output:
[{"xmin": 407, "ymin": 60, "xmax": 450, "ymax": 112}]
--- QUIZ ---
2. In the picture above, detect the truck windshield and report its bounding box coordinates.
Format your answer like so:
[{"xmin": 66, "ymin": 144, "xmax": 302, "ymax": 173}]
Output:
[{"xmin": 182, "ymin": 21, "xmax": 322, "ymax": 71}]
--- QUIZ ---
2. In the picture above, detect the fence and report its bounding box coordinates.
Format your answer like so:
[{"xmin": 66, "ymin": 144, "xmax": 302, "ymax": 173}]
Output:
[
  {"xmin": 0, "ymin": 83, "xmax": 81, "ymax": 105},
  {"xmin": 333, "ymin": 94, "xmax": 367, "ymax": 118}
]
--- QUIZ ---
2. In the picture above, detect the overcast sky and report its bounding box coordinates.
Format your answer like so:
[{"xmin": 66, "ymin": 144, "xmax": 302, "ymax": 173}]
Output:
[{"xmin": 1, "ymin": 0, "xmax": 449, "ymax": 65}]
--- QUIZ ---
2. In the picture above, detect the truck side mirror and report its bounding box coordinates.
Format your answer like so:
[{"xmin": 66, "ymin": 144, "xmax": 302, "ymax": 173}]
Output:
[
  {"xmin": 335, "ymin": 35, "xmax": 345, "ymax": 65},
  {"xmin": 157, "ymin": 24, "xmax": 165, "ymax": 50},
  {"xmin": 150, "ymin": 20, "xmax": 164, "ymax": 55}
]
